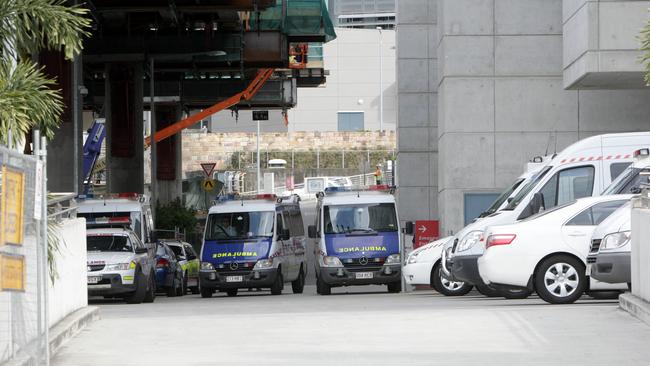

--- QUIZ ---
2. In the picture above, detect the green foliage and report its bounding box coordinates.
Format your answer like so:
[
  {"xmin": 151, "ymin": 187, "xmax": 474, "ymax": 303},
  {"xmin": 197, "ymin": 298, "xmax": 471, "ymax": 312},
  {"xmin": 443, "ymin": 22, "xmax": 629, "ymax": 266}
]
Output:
[
  {"xmin": 47, "ymin": 219, "xmax": 64, "ymax": 283},
  {"xmin": 642, "ymin": 11, "xmax": 650, "ymax": 85},
  {"xmin": 156, "ymin": 198, "xmax": 198, "ymax": 235}
]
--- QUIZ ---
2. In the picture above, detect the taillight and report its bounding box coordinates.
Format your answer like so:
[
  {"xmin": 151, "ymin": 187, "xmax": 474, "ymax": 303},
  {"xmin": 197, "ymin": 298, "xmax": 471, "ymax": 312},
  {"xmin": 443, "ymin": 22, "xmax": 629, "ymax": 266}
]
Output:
[
  {"xmin": 156, "ymin": 258, "xmax": 169, "ymax": 268},
  {"xmin": 486, "ymin": 234, "xmax": 516, "ymax": 249}
]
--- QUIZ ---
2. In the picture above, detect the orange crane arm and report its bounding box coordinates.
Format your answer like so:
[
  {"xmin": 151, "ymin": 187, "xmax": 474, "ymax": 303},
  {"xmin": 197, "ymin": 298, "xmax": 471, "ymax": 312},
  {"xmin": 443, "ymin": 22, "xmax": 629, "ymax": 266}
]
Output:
[{"xmin": 145, "ymin": 68, "xmax": 274, "ymax": 147}]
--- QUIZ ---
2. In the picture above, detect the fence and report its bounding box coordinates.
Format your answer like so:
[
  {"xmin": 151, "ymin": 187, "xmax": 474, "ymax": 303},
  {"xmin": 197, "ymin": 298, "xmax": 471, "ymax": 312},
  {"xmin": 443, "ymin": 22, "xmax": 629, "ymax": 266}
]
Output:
[{"xmin": 0, "ymin": 135, "xmax": 49, "ymax": 365}]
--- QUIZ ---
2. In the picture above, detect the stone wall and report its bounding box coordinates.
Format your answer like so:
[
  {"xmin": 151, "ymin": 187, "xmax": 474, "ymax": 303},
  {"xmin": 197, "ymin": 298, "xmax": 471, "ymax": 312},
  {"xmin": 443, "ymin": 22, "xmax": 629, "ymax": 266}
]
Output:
[{"xmin": 181, "ymin": 130, "xmax": 396, "ymax": 177}]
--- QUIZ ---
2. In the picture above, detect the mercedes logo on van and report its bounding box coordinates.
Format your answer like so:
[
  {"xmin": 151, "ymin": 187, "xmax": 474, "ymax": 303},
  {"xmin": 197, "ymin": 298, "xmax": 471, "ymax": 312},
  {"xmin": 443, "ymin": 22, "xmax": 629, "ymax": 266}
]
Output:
[
  {"xmin": 359, "ymin": 257, "xmax": 368, "ymax": 266},
  {"xmin": 229, "ymin": 262, "xmax": 239, "ymax": 271}
]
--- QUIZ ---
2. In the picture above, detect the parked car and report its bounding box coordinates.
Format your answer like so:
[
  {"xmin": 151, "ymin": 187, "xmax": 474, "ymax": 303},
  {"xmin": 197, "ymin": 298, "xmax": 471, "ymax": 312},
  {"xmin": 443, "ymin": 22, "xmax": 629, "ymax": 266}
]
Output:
[
  {"xmin": 478, "ymin": 194, "xmax": 633, "ymax": 304},
  {"xmin": 86, "ymin": 227, "xmax": 156, "ymax": 304},
  {"xmin": 162, "ymin": 240, "xmax": 200, "ymax": 294},
  {"xmin": 155, "ymin": 242, "xmax": 185, "ymax": 297},
  {"xmin": 587, "ymin": 202, "xmax": 632, "ymax": 287}
]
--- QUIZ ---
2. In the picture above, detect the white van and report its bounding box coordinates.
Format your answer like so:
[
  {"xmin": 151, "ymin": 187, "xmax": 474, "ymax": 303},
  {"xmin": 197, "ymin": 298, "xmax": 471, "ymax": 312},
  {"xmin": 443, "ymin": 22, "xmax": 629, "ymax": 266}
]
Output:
[
  {"xmin": 77, "ymin": 193, "xmax": 156, "ymax": 247},
  {"xmin": 446, "ymin": 132, "xmax": 650, "ymax": 295},
  {"xmin": 403, "ymin": 158, "xmax": 548, "ymax": 296},
  {"xmin": 198, "ymin": 194, "xmax": 307, "ymax": 297},
  {"xmin": 308, "ymin": 185, "xmax": 401, "ymax": 295}
]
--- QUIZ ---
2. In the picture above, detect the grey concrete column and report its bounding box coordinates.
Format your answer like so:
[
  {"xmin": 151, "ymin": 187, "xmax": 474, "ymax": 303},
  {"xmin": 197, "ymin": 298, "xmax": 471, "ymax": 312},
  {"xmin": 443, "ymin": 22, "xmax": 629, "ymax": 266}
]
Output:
[
  {"xmin": 154, "ymin": 104, "xmax": 183, "ymax": 205},
  {"xmin": 105, "ymin": 63, "xmax": 145, "ymax": 194}
]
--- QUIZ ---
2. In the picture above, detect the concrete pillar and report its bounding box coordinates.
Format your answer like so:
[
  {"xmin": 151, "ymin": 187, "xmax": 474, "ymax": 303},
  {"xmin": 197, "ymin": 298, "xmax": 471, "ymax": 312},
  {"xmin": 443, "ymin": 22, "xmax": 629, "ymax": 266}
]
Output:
[
  {"xmin": 105, "ymin": 63, "xmax": 144, "ymax": 194},
  {"xmin": 40, "ymin": 51, "xmax": 83, "ymax": 193},
  {"xmin": 154, "ymin": 105, "xmax": 183, "ymax": 204}
]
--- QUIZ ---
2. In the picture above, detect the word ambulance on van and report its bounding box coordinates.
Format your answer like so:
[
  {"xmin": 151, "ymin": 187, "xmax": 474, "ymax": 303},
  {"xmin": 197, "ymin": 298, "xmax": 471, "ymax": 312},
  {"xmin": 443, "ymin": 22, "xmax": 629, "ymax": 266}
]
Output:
[{"xmin": 308, "ymin": 185, "xmax": 402, "ymax": 295}]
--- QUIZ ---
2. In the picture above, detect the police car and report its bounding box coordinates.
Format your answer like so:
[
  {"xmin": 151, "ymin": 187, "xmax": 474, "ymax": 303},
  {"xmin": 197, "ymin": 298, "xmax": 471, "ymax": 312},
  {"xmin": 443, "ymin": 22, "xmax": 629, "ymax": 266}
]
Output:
[
  {"xmin": 308, "ymin": 185, "xmax": 402, "ymax": 295},
  {"xmin": 86, "ymin": 225, "xmax": 156, "ymax": 304},
  {"xmin": 199, "ymin": 194, "xmax": 307, "ymax": 297}
]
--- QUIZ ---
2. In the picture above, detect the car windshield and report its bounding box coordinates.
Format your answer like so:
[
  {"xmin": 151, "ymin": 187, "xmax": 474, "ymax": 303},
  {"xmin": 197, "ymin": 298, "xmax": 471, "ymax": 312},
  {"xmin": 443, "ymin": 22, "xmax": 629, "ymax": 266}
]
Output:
[
  {"xmin": 480, "ymin": 178, "xmax": 525, "ymax": 217},
  {"xmin": 205, "ymin": 211, "xmax": 274, "ymax": 240},
  {"xmin": 324, "ymin": 203, "xmax": 398, "ymax": 234},
  {"xmin": 503, "ymin": 166, "xmax": 552, "ymax": 210},
  {"xmin": 168, "ymin": 245, "xmax": 183, "ymax": 257},
  {"xmin": 87, "ymin": 235, "xmax": 132, "ymax": 252},
  {"xmin": 602, "ymin": 167, "xmax": 649, "ymax": 195}
]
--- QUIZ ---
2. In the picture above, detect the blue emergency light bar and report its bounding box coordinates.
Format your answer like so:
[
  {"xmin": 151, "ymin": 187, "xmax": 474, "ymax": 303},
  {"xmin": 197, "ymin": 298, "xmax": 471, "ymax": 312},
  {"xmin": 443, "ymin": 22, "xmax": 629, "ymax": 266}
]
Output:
[
  {"xmin": 217, "ymin": 193, "xmax": 278, "ymax": 203},
  {"xmin": 323, "ymin": 184, "xmax": 395, "ymax": 195},
  {"xmin": 86, "ymin": 217, "xmax": 132, "ymax": 227}
]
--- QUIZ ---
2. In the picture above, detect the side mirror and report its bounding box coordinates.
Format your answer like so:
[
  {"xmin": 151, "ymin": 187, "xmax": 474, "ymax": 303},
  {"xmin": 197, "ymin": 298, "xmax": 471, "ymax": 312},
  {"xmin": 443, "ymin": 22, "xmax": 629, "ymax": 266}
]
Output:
[
  {"xmin": 507, "ymin": 197, "xmax": 513, "ymax": 203},
  {"xmin": 518, "ymin": 192, "xmax": 545, "ymax": 220},
  {"xmin": 308, "ymin": 225, "xmax": 318, "ymax": 238},
  {"xmin": 403, "ymin": 221, "xmax": 414, "ymax": 235},
  {"xmin": 135, "ymin": 247, "xmax": 148, "ymax": 254}
]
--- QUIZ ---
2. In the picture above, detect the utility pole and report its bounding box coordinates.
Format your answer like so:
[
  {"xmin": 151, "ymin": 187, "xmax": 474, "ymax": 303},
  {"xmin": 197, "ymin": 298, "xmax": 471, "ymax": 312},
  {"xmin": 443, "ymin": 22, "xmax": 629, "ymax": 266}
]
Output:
[
  {"xmin": 377, "ymin": 26, "xmax": 383, "ymax": 132},
  {"xmin": 256, "ymin": 120, "xmax": 261, "ymax": 193}
]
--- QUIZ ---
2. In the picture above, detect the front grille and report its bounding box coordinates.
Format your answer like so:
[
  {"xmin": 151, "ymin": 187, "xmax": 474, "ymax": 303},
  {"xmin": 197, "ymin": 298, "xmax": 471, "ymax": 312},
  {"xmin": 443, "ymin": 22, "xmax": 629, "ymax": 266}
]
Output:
[
  {"xmin": 88, "ymin": 264, "xmax": 104, "ymax": 272},
  {"xmin": 586, "ymin": 257, "xmax": 597, "ymax": 264},
  {"xmin": 345, "ymin": 266, "xmax": 383, "ymax": 273},
  {"xmin": 342, "ymin": 257, "xmax": 385, "ymax": 267},
  {"xmin": 589, "ymin": 239, "xmax": 602, "ymax": 254},
  {"xmin": 215, "ymin": 270, "xmax": 253, "ymax": 276}
]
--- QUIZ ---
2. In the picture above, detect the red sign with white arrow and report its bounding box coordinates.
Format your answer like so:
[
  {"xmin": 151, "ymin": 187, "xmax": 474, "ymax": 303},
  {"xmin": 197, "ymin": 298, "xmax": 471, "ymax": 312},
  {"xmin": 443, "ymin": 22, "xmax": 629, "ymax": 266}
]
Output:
[
  {"xmin": 413, "ymin": 220, "xmax": 439, "ymax": 249},
  {"xmin": 200, "ymin": 163, "xmax": 216, "ymax": 178}
]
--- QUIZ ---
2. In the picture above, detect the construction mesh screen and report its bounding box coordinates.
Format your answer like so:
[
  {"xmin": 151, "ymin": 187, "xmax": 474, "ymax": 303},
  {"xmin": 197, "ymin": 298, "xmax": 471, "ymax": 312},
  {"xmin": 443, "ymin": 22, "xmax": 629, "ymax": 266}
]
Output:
[{"xmin": 251, "ymin": 0, "xmax": 337, "ymax": 42}]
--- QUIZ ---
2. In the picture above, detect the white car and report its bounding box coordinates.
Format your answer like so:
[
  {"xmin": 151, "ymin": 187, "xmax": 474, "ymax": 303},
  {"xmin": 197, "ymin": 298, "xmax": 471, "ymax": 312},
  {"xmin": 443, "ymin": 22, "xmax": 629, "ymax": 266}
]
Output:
[
  {"xmin": 587, "ymin": 202, "xmax": 632, "ymax": 285},
  {"xmin": 478, "ymin": 194, "xmax": 633, "ymax": 304},
  {"xmin": 403, "ymin": 237, "xmax": 472, "ymax": 296}
]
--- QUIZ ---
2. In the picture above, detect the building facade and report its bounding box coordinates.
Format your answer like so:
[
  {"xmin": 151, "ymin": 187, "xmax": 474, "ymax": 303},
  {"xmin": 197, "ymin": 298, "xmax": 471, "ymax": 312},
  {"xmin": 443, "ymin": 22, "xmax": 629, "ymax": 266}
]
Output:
[
  {"xmin": 397, "ymin": 0, "xmax": 650, "ymax": 235},
  {"xmin": 328, "ymin": 0, "xmax": 396, "ymax": 29},
  {"xmin": 209, "ymin": 27, "xmax": 397, "ymax": 133}
]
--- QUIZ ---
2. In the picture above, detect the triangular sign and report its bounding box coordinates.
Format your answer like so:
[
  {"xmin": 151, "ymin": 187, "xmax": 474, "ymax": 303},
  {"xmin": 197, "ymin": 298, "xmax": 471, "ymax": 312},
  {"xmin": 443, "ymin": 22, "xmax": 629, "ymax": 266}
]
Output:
[{"xmin": 200, "ymin": 163, "xmax": 216, "ymax": 177}]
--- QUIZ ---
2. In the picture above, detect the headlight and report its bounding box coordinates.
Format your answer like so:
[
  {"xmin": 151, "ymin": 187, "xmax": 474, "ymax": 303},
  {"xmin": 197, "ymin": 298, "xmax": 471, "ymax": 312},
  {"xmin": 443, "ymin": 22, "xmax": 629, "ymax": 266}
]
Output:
[
  {"xmin": 253, "ymin": 258, "xmax": 274, "ymax": 270},
  {"xmin": 322, "ymin": 256, "xmax": 343, "ymax": 268},
  {"xmin": 200, "ymin": 262, "xmax": 215, "ymax": 270},
  {"xmin": 407, "ymin": 252, "xmax": 420, "ymax": 264},
  {"xmin": 601, "ymin": 231, "xmax": 631, "ymax": 251},
  {"xmin": 386, "ymin": 254, "xmax": 401, "ymax": 264},
  {"xmin": 105, "ymin": 262, "xmax": 131, "ymax": 271},
  {"xmin": 456, "ymin": 231, "xmax": 483, "ymax": 252}
]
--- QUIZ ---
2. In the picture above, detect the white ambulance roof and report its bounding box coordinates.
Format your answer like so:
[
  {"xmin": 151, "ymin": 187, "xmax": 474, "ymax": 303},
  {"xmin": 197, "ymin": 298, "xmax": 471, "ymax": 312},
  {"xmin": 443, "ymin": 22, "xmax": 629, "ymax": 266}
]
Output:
[
  {"xmin": 208, "ymin": 199, "xmax": 277, "ymax": 214},
  {"xmin": 554, "ymin": 132, "xmax": 650, "ymax": 161},
  {"xmin": 321, "ymin": 191, "xmax": 395, "ymax": 206},
  {"xmin": 77, "ymin": 199, "xmax": 144, "ymax": 213}
]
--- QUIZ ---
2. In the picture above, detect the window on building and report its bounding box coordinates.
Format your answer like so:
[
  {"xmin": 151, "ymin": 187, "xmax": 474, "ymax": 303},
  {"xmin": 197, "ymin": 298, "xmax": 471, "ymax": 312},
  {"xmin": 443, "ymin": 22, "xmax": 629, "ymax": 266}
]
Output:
[{"xmin": 337, "ymin": 112, "xmax": 364, "ymax": 131}]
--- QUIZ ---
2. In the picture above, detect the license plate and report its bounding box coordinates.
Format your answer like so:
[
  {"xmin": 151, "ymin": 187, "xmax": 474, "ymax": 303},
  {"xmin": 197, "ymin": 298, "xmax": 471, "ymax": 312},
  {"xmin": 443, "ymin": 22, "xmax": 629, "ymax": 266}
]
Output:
[
  {"xmin": 226, "ymin": 276, "xmax": 243, "ymax": 283},
  {"xmin": 87, "ymin": 276, "xmax": 102, "ymax": 284},
  {"xmin": 586, "ymin": 264, "xmax": 592, "ymax": 276},
  {"xmin": 355, "ymin": 272, "xmax": 373, "ymax": 279}
]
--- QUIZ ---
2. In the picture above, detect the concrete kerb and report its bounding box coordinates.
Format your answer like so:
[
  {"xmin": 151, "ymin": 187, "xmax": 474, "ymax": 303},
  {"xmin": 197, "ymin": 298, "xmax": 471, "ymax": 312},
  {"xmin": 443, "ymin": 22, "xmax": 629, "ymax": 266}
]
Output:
[
  {"xmin": 620, "ymin": 293, "xmax": 650, "ymax": 327},
  {"xmin": 1, "ymin": 306, "xmax": 100, "ymax": 366}
]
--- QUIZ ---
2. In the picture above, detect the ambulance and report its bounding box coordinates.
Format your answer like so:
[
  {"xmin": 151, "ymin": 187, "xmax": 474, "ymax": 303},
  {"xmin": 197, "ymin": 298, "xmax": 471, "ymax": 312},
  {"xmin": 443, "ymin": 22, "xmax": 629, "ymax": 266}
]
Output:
[
  {"xmin": 308, "ymin": 185, "xmax": 402, "ymax": 295},
  {"xmin": 199, "ymin": 194, "xmax": 307, "ymax": 297},
  {"xmin": 446, "ymin": 132, "xmax": 650, "ymax": 297}
]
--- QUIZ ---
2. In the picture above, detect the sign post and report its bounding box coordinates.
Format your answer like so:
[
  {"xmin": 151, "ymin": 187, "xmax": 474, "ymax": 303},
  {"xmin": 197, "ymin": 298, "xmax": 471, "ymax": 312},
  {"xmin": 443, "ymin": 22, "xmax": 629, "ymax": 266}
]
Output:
[{"xmin": 413, "ymin": 220, "xmax": 440, "ymax": 249}]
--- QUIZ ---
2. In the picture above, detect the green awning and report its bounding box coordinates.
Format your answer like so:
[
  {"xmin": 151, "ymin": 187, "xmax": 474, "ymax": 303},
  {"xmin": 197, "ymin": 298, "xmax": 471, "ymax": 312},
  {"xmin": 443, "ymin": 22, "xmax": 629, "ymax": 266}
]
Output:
[{"xmin": 250, "ymin": 0, "xmax": 337, "ymax": 42}]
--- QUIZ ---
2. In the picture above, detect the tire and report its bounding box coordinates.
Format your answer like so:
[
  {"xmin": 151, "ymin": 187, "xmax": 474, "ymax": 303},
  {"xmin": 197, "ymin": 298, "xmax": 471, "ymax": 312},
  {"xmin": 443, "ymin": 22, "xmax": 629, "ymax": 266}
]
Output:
[
  {"xmin": 316, "ymin": 276, "xmax": 331, "ymax": 296},
  {"xmin": 432, "ymin": 263, "xmax": 473, "ymax": 296},
  {"xmin": 176, "ymin": 273, "xmax": 186, "ymax": 297},
  {"xmin": 143, "ymin": 273, "xmax": 156, "ymax": 303},
  {"xmin": 190, "ymin": 286, "xmax": 200, "ymax": 295},
  {"xmin": 534, "ymin": 255, "xmax": 587, "ymax": 304},
  {"xmin": 271, "ymin": 271, "xmax": 284, "ymax": 295},
  {"xmin": 166, "ymin": 275, "xmax": 178, "ymax": 297},
  {"xmin": 387, "ymin": 282, "xmax": 401, "ymax": 293},
  {"xmin": 291, "ymin": 268, "xmax": 305, "ymax": 294},
  {"xmin": 475, "ymin": 283, "xmax": 502, "ymax": 297},
  {"xmin": 125, "ymin": 271, "xmax": 146, "ymax": 304},
  {"xmin": 587, "ymin": 291, "xmax": 622, "ymax": 300},
  {"xmin": 200, "ymin": 286, "xmax": 213, "ymax": 298},
  {"xmin": 226, "ymin": 288, "xmax": 238, "ymax": 297},
  {"xmin": 182, "ymin": 274, "xmax": 188, "ymax": 295}
]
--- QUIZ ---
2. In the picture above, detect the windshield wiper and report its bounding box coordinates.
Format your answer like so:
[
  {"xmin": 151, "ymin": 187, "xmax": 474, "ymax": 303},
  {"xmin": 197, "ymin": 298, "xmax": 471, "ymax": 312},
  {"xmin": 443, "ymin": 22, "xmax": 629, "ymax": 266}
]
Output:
[{"xmin": 345, "ymin": 228, "xmax": 378, "ymax": 236}]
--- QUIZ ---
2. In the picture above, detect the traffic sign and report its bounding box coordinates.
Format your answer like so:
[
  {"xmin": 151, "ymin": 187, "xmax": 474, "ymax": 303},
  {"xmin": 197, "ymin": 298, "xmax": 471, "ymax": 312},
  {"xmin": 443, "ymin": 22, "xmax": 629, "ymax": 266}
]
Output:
[
  {"xmin": 413, "ymin": 220, "xmax": 439, "ymax": 249},
  {"xmin": 200, "ymin": 163, "xmax": 216, "ymax": 178},
  {"xmin": 202, "ymin": 179, "xmax": 216, "ymax": 191}
]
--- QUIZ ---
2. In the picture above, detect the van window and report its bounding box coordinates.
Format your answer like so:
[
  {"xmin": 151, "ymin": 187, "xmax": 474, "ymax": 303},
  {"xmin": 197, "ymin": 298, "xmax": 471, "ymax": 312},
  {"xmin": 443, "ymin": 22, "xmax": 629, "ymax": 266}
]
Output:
[
  {"xmin": 538, "ymin": 166, "xmax": 595, "ymax": 209},
  {"xmin": 480, "ymin": 179, "xmax": 525, "ymax": 217},
  {"xmin": 285, "ymin": 208, "xmax": 305, "ymax": 236},
  {"xmin": 603, "ymin": 167, "xmax": 650, "ymax": 195},
  {"xmin": 323, "ymin": 203, "xmax": 397, "ymax": 234},
  {"xmin": 276, "ymin": 214, "xmax": 285, "ymax": 235},
  {"xmin": 205, "ymin": 212, "xmax": 275, "ymax": 240},
  {"xmin": 565, "ymin": 200, "xmax": 627, "ymax": 226},
  {"xmin": 610, "ymin": 162, "xmax": 631, "ymax": 181},
  {"xmin": 504, "ymin": 166, "xmax": 552, "ymax": 210}
]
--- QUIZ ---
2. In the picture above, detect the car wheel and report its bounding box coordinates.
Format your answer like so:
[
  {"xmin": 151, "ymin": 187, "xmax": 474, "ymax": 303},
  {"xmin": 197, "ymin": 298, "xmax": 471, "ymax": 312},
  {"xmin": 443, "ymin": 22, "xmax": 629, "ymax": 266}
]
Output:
[
  {"xmin": 200, "ymin": 286, "xmax": 213, "ymax": 298},
  {"xmin": 475, "ymin": 283, "xmax": 501, "ymax": 297},
  {"xmin": 190, "ymin": 285, "xmax": 200, "ymax": 295},
  {"xmin": 387, "ymin": 282, "xmax": 401, "ymax": 293},
  {"xmin": 166, "ymin": 275, "xmax": 178, "ymax": 297},
  {"xmin": 125, "ymin": 271, "xmax": 146, "ymax": 304},
  {"xmin": 432, "ymin": 263, "xmax": 473, "ymax": 296},
  {"xmin": 291, "ymin": 267, "xmax": 305, "ymax": 294},
  {"xmin": 535, "ymin": 255, "xmax": 586, "ymax": 304},
  {"xmin": 226, "ymin": 288, "xmax": 238, "ymax": 297},
  {"xmin": 182, "ymin": 273, "xmax": 188, "ymax": 295},
  {"xmin": 175, "ymin": 273, "xmax": 185, "ymax": 297},
  {"xmin": 316, "ymin": 276, "xmax": 331, "ymax": 296},
  {"xmin": 143, "ymin": 273, "xmax": 156, "ymax": 303},
  {"xmin": 271, "ymin": 271, "xmax": 284, "ymax": 295},
  {"xmin": 586, "ymin": 291, "xmax": 622, "ymax": 300}
]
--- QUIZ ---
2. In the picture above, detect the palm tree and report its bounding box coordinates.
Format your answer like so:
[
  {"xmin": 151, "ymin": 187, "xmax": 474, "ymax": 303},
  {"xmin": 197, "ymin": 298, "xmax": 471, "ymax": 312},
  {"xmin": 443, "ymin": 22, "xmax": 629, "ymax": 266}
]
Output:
[
  {"xmin": 0, "ymin": 0, "xmax": 91, "ymax": 147},
  {"xmin": 642, "ymin": 10, "xmax": 650, "ymax": 85}
]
